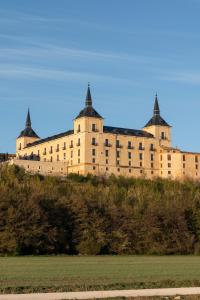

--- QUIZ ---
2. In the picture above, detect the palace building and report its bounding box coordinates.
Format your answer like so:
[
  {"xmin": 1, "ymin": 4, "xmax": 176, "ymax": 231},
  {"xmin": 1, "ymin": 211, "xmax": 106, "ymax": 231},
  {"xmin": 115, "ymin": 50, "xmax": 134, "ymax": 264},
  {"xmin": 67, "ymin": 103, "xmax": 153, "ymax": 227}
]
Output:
[{"xmin": 13, "ymin": 85, "xmax": 200, "ymax": 179}]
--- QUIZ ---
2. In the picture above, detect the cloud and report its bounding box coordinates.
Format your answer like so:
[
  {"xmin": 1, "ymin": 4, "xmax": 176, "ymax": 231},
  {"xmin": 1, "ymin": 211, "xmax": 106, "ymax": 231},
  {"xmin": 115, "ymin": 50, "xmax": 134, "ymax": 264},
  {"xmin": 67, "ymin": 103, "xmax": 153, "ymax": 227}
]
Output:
[
  {"xmin": 161, "ymin": 70, "xmax": 200, "ymax": 85},
  {"xmin": 0, "ymin": 64, "xmax": 134, "ymax": 85},
  {"xmin": 0, "ymin": 41, "xmax": 167, "ymax": 65}
]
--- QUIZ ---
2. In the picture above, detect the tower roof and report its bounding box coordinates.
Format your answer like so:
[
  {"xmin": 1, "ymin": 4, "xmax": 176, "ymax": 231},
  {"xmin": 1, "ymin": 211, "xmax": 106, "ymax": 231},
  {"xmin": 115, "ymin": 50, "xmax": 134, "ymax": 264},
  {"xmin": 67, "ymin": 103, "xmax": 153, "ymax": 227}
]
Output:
[
  {"xmin": 18, "ymin": 109, "xmax": 40, "ymax": 139},
  {"xmin": 144, "ymin": 94, "xmax": 170, "ymax": 127},
  {"xmin": 75, "ymin": 84, "xmax": 103, "ymax": 119}
]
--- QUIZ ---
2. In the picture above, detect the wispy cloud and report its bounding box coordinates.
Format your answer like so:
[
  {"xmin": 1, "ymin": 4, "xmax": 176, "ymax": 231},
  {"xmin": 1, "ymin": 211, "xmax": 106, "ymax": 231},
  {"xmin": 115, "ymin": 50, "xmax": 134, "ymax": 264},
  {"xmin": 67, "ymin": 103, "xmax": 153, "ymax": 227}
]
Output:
[
  {"xmin": 0, "ymin": 41, "xmax": 168, "ymax": 65},
  {"xmin": 161, "ymin": 70, "xmax": 200, "ymax": 85},
  {"xmin": 0, "ymin": 64, "xmax": 135, "ymax": 85}
]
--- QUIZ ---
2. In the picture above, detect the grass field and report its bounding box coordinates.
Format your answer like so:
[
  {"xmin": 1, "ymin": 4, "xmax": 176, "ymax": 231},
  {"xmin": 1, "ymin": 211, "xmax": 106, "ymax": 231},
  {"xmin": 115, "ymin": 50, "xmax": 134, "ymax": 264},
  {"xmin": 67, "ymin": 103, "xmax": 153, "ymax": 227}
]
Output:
[{"xmin": 1, "ymin": 256, "xmax": 200, "ymax": 294}]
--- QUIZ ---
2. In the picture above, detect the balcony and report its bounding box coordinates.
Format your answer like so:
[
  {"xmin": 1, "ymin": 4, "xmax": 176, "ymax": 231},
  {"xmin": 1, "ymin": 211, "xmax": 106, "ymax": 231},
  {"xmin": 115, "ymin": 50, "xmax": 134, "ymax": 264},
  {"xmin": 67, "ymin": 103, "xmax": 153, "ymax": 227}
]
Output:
[
  {"xmin": 116, "ymin": 144, "xmax": 123, "ymax": 149},
  {"xmin": 127, "ymin": 145, "xmax": 134, "ymax": 150},
  {"xmin": 138, "ymin": 147, "xmax": 145, "ymax": 151},
  {"xmin": 69, "ymin": 144, "xmax": 74, "ymax": 148},
  {"xmin": 92, "ymin": 128, "xmax": 99, "ymax": 132},
  {"xmin": 104, "ymin": 143, "xmax": 112, "ymax": 147},
  {"xmin": 76, "ymin": 143, "xmax": 81, "ymax": 147},
  {"xmin": 91, "ymin": 142, "xmax": 98, "ymax": 146}
]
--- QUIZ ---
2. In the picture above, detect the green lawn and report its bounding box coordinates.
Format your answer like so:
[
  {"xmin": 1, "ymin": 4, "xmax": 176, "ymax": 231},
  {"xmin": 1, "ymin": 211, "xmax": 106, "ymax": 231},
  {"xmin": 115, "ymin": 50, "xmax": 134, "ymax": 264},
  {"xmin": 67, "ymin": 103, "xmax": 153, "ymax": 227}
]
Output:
[{"xmin": 1, "ymin": 256, "xmax": 200, "ymax": 294}]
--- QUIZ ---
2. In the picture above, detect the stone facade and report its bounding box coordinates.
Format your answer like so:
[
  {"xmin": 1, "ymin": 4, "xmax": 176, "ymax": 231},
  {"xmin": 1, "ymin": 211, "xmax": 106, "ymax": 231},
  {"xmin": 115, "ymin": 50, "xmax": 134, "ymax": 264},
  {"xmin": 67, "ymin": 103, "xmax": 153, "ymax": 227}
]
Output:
[{"xmin": 14, "ymin": 86, "xmax": 200, "ymax": 180}]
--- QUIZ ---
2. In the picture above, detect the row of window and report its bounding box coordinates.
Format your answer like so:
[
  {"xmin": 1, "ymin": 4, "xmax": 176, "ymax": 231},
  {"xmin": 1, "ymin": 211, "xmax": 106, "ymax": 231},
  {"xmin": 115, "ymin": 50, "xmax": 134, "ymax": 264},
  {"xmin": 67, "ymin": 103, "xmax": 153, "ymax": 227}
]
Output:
[
  {"xmin": 77, "ymin": 123, "xmax": 98, "ymax": 133},
  {"xmin": 161, "ymin": 154, "xmax": 199, "ymax": 162},
  {"xmin": 39, "ymin": 140, "xmax": 155, "ymax": 155}
]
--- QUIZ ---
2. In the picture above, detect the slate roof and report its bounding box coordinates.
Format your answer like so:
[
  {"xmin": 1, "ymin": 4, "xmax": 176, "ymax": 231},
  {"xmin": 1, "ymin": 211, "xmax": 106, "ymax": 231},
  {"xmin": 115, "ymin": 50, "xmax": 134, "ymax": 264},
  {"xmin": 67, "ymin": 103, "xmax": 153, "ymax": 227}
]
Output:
[
  {"xmin": 18, "ymin": 127, "xmax": 40, "ymax": 139},
  {"xmin": 75, "ymin": 84, "xmax": 103, "ymax": 119},
  {"xmin": 75, "ymin": 106, "xmax": 103, "ymax": 119},
  {"xmin": 18, "ymin": 109, "xmax": 40, "ymax": 139},
  {"xmin": 25, "ymin": 130, "xmax": 74, "ymax": 148},
  {"xmin": 144, "ymin": 115, "xmax": 170, "ymax": 127},
  {"xmin": 104, "ymin": 126, "xmax": 154, "ymax": 138},
  {"xmin": 144, "ymin": 94, "xmax": 170, "ymax": 127}
]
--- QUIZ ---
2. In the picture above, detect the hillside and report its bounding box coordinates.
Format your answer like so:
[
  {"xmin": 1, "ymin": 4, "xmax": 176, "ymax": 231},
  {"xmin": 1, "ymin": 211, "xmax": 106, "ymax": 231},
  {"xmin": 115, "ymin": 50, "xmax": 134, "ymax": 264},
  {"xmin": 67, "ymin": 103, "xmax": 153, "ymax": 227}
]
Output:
[{"xmin": 0, "ymin": 164, "xmax": 200, "ymax": 255}]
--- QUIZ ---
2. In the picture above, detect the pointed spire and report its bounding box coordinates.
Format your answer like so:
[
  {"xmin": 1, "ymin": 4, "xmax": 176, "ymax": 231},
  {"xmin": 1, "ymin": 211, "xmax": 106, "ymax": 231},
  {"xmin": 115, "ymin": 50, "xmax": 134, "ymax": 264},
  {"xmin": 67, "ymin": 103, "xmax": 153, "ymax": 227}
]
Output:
[
  {"xmin": 154, "ymin": 93, "xmax": 160, "ymax": 116},
  {"xmin": 85, "ymin": 83, "xmax": 92, "ymax": 107},
  {"xmin": 26, "ymin": 108, "xmax": 31, "ymax": 127}
]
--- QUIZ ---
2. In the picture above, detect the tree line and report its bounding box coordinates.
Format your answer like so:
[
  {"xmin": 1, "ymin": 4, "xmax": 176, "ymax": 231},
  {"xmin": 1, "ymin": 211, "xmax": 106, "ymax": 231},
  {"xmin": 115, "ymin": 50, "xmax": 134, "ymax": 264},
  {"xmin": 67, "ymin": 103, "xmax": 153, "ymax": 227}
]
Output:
[{"xmin": 1, "ymin": 164, "xmax": 200, "ymax": 255}]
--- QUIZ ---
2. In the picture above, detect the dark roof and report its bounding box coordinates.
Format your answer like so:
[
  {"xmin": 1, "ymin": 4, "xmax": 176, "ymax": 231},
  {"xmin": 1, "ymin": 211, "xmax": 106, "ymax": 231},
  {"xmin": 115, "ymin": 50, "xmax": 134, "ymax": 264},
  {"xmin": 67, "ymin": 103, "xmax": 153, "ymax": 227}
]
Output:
[
  {"xmin": 75, "ymin": 106, "xmax": 103, "ymax": 119},
  {"xmin": 18, "ymin": 109, "xmax": 40, "ymax": 139},
  {"xmin": 75, "ymin": 84, "xmax": 103, "ymax": 119},
  {"xmin": 25, "ymin": 130, "xmax": 73, "ymax": 148},
  {"xmin": 144, "ymin": 94, "xmax": 170, "ymax": 127},
  {"xmin": 104, "ymin": 126, "xmax": 154, "ymax": 138},
  {"xmin": 144, "ymin": 115, "xmax": 170, "ymax": 127},
  {"xmin": 18, "ymin": 127, "xmax": 40, "ymax": 139}
]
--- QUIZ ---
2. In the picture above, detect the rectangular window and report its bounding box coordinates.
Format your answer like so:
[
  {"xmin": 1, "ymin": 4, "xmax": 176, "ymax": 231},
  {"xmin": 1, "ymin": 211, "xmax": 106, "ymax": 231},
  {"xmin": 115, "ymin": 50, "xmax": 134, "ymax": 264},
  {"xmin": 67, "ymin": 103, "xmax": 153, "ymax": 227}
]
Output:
[
  {"xmin": 151, "ymin": 163, "xmax": 154, "ymax": 168},
  {"xmin": 105, "ymin": 139, "xmax": 109, "ymax": 146},
  {"xmin": 92, "ymin": 158, "xmax": 95, "ymax": 163},
  {"xmin": 150, "ymin": 144, "xmax": 154, "ymax": 151},
  {"xmin": 78, "ymin": 149, "xmax": 80, "ymax": 157},
  {"xmin": 128, "ymin": 152, "xmax": 131, "ymax": 159},
  {"xmin": 183, "ymin": 163, "xmax": 185, "ymax": 168},
  {"xmin": 77, "ymin": 124, "xmax": 81, "ymax": 132},
  {"xmin": 105, "ymin": 150, "xmax": 109, "ymax": 157},
  {"xmin": 117, "ymin": 160, "xmax": 120, "ymax": 165},
  {"xmin": 168, "ymin": 163, "xmax": 171, "ymax": 168},
  {"xmin": 63, "ymin": 153, "xmax": 66, "ymax": 160},
  {"xmin": 195, "ymin": 156, "xmax": 198, "ymax": 163},
  {"xmin": 77, "ymin": 138, "xmax": 80, "ymax": 146},
  {"xmin": 139, "ymin": 153, "xmax": 143, "ymax": 160},
  {"xmin": 92, "ymin": 149, "xmax": 96, "ymax": 156},
  {"xmin": 70, "ymin": 141, "xmax": 73, "ymax": 148},
  {"xmin": 92, "ymin": 137, "xmax": 96, "ymax": 146},
  {"xmin": 183, "ymin": 155, "xmax": 186, "ymax": 161},
  {"xmin": 160, "ymin": 155, "xmax": 163, "ymax": 161},
  {"xmin": 161, "ymin": 132, "xmax": 165, "ymax": 139},
  {"xmin": 129, "ymin": 161, "xmax": 131, "ymax": 166},
  {"xmin": 106, "ymin": 159, "xmax": 108, "ymax": 164},
  {"xmin": 167, "ymin": 154, "xmax": 171, "ymax": 161},
  {"xmin": 139, "ymin": 142, "xmax": 143, "ymax": 150},
  {"xmin": 57, "ymin": 155, "xmax": 59, "ymax": 161},
  {"xmin": 151, "ymin": 154, "xmax": 154, "ymax": 161},
  {"xmin": 117, "ymin": 151, "xmax": 120, "ymax": 158},
  {"xmin": 92, "ymin": 124, "xmax": 96, "ymax": 132},
  {"xmin": 71, "ymin": 151, "xmax": 73, "ymax": 158},
  {"xmin": 56, "ymin": 144, "xmax": 59, "ymax": 152},
  {"xmin": 128, "ymin": 141, "xmax": 132, "ymax": 149}
]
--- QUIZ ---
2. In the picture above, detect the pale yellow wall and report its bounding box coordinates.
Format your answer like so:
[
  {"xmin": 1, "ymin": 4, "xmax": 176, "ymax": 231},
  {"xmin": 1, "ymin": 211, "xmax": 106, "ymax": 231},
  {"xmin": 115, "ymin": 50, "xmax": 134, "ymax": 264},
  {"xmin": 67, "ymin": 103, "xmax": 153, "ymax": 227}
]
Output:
[
  {"xmin": 15, "ymin": 115, "xmax": 200, "ymax": 180},
  {"xmin": 143, "ymin": 125, "xmax": 171, "ymax": 147}
]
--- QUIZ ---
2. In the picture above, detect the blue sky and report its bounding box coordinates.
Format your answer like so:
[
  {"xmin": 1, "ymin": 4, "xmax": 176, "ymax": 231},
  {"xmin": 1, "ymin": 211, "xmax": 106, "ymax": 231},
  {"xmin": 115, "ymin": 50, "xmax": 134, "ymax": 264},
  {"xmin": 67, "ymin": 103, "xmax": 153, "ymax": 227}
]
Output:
[{"xmin": 1, "ymin": 0, "xmax": 200, "ymax": 152}]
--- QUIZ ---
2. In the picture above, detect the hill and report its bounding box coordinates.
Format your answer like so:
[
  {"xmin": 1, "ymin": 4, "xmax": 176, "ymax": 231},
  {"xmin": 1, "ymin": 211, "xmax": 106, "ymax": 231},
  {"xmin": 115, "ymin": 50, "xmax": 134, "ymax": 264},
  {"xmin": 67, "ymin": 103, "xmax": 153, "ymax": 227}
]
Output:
[{"xmin": 0, "ymin": 164, "xmax": 200, "ymax": 255}]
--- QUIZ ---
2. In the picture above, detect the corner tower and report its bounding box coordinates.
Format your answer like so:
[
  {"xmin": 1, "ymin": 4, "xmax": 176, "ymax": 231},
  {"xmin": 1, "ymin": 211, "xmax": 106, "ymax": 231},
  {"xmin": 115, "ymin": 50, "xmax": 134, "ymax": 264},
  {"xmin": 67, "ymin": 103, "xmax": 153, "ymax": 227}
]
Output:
[
  {"xmin": 143, "ymin": 94, "xmax": 171, "ymax": 147},
  {"xmin": 16, "ymin": 109, "xmax": 40, "ymax": 155}
]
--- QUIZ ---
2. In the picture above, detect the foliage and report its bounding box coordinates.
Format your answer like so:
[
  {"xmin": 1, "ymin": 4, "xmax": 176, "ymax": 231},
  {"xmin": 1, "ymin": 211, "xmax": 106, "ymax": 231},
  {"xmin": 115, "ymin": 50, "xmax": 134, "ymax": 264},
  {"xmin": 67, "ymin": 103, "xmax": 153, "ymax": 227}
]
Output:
[{"xmin": 1, "ymin": 165, "xmax": 200, "ymax": 254}]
